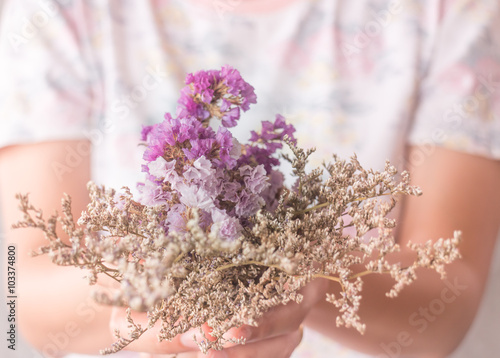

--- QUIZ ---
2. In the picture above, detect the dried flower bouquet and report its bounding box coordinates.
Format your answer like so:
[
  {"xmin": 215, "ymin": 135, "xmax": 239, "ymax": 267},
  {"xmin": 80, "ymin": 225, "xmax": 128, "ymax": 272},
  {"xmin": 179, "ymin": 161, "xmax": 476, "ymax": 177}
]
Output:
[{"xmin": 14, "ymin": 66, "xmax": 461, "ymax": 354}]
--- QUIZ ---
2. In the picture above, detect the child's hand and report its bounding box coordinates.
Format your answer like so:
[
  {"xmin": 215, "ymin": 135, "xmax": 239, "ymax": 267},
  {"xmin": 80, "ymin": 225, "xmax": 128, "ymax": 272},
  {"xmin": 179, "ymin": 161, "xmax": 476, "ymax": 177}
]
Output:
[{"xmin": 109, "ymin": 278, "xmax": 329, "ymax": 357}]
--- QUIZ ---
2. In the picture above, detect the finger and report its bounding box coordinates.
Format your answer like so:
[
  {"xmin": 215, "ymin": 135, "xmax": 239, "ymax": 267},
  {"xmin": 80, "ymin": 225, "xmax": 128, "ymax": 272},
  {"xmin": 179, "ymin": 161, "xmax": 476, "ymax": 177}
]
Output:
[
  {"xmin": 140, "ymin": 353, "xmax": 198, "ymax": 358},
  {"xmin": 208, "ymin": 327, "xmax": 303, "ymax": 358},
  {"xmin": 224, "ymin": 278, "xmax": 327, "ymax": 344},
  {"xmin": 110, "ymin": 307, "xmax": 202, "ymax": 354},
  {"xmin": 179, "ymin": 353, "xmax": 203, "ymax": 358}
]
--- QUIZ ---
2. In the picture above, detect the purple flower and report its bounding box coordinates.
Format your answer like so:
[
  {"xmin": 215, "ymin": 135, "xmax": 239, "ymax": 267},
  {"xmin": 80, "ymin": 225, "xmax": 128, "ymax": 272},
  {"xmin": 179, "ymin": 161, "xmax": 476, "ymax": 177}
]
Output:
[
  {"xmin": 252, "ymin": 114, "xmax": 296, "ymax": 148},
  {"xmin": 143, "ymin": 144, "xmax": 165, "ymax": 163},
  {"xmin": 221, "ymin": 181, "xmax": 241, "ymax": 203},
  {"xmin": 136, "ymin": 66, "xmax": 293, "ymax": 243},
  {"xmin": 147, "ymin": 156, "xmax": 168, "ymax": 178},
  {"xmin": 140, "ymin": 124, "xmax": 154, "ymax": 141},
  {"xmin": 147, "ymin": 157, "xmax": 179, "ymax": 183},
  {"xmin": 137, "ymin": 180, "xmax": 172, "ymax": 206},
  {"xmin": 200, "ymin": 88, "xmax": 214, "ymax": 103},
  {"xmin": 220, "ymin": 65, "xmax": 257, "ymax": 111},
  {"xmin": 234, "ymin": 190, "xmax": 265, "ymax": 217},
  {"xmin": 260, "ymin": 170, "xmax": 284, "ymax": 212},
  {"xmin": 221, "ymin": 107, "xmax": 240, "ymax": 128},
  {"xmin": 142, "ymin": 121, "xmax": 166, "ymax": 162},
  {"xmin": 220, "ymin": 98, "xmax": 231, "ymax": 112},
  {"xmin": 239, "ymin": 114, "xmax": 297, "ymax": 173},
  {"xmin": 216, "ymin": 216, "xmax": 243, "ymax": 241},
  {"xmin": 166, "ymin": 204, "xmax": 187, "ymax": 233},
  {"xmin": 177, "ymin": 94, "xmax": 210, "ymax": 121},
  {"xmin": 238, "ymin": 146, "xmax": 280, "ymax": 174},
  {"xmin": 229, "ymin": 138, "xmax": 242, "ymax": 160},
  {"xmin": 142, "ymin": 114, "xmax": 179, "ymax": 162},
  {"xmin": 209, "ymin": 208, "xmax": 242, "ymax": 241},
  {"xmin": 216, "ymin": 127, "xmax": 237, "ymax": 168},
  {"xmin": 177, "ymin": 182, "xmax": 215, "ymax": 211},
  {"xmin": 176, "ymin": 65, "xmax": 257, "ymax": 127},
  {"xmin": 183, "ymin": 156, "xmax": 214, "ymax": 182},
  {"xmin": 240, "ymin": 165, "xmax": 269, "ymax": 194},
  {"xmin": 163, "ymin": 115, "xmax": 201, "ymax": 144},
  {"xmin": 183, "ymin": 138, "xmax": 215, "ymax": 161}
]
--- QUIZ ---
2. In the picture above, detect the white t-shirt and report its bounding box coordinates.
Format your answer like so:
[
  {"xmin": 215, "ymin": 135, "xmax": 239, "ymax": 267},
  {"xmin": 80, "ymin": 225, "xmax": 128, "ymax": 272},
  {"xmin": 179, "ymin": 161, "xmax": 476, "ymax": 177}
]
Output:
[{"xmin": 1, "ymin": 0, "xmax": 499, "ymax": 357}]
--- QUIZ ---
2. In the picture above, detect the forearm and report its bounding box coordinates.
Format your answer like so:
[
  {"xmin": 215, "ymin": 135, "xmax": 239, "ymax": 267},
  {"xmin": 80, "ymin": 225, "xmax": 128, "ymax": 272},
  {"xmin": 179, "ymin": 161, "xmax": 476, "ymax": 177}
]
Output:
[
  {"xmin": 15, "ymin": 255, "xmax": 116, "ymax": 356},
  {"xmin": 0, "ymin": 140, "xmax": 117, "ymax": 356},
  {"xmin": 304, "ymin": 255, "xmax": 481, "ymax": 357}
]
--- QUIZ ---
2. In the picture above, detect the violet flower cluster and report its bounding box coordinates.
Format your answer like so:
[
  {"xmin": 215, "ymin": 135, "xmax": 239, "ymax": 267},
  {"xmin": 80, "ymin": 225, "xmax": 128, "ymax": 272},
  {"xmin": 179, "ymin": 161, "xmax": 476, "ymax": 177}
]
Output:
[{"xmin": 138, "ymin": 65, "xmax": 294, "ymax": 243}]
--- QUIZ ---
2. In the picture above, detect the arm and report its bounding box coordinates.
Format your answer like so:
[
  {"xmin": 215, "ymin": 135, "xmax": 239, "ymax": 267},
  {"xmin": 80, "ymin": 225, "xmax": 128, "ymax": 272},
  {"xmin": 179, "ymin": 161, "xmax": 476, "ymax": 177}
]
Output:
[
  {"xmin": 0, "ymin": 140, "xmax": 117, "ymax": 356},
  {"xmin": 304, "ymin": 145, "xmax": 500, "ymax": 357}
]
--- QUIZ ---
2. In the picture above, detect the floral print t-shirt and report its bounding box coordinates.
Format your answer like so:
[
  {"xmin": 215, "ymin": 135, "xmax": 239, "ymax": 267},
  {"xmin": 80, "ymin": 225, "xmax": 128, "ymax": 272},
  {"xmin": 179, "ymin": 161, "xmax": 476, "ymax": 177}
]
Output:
[{"xmin": 1, "ymin": 0, "xmax": 499, "ymax": 357}]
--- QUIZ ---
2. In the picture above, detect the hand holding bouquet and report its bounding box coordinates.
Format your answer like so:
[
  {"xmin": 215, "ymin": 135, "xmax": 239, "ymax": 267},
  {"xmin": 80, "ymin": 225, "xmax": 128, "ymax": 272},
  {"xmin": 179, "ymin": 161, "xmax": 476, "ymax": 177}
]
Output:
[{"xmin": 15, "ymin": 66, "xmax": 461, "ymax": 354}]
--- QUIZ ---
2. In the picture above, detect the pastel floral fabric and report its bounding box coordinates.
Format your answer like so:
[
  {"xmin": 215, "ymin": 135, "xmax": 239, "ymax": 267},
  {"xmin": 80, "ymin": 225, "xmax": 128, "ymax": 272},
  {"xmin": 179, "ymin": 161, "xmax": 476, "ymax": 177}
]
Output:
[{"xmin": 1, "ymin": 0, "xmax": 499, "ymax": 357}]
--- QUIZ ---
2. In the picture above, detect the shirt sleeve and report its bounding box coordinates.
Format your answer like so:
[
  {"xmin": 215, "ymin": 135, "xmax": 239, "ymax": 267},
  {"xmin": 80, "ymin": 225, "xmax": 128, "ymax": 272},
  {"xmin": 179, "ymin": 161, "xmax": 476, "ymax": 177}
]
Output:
[
  {"xmin": 0, "ymin": 0, "xmax": 97, "ymax": 148},
  {"xmin": 409, "ymin": 0, "xmax": 500, "ymax": 159}
]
